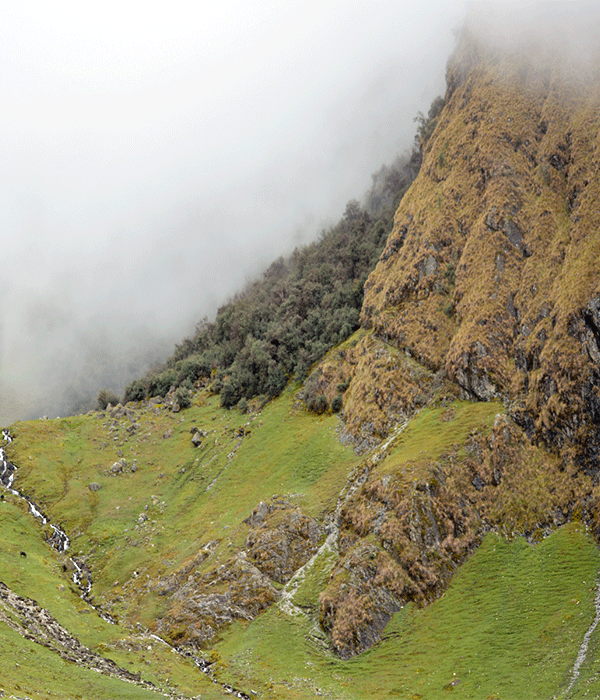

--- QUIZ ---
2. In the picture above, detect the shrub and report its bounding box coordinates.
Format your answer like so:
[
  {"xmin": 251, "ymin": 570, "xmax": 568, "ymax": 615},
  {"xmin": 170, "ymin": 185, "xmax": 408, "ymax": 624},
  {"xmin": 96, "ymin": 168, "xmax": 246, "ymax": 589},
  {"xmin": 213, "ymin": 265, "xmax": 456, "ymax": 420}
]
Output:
[
  {"xmin": 220, "ymin": 382, "xmax": 239, "ymax": 409},
  {"xmin": 443, "ymin": 263, "xmax": 456, "ymax": 286},
  {"xmin": 148, "ymin": 369, "xmax": 177, "ymax": 398},
  {"xmin": 308, "ymin": 394, "xmax": 328, "ymax": 415},
  {"xmin": 175, "ymin": 355, "xmax": 209, "ymax": 384},
  {"xmin": 174, "ymin": 387, "xmax": 191, "ymax": 409},
  {"xmin": 331, "ymin": 394, "xmax": 343, "ymax": 413},
  {"xmin": 123, "ymin": 379, "xmax": 147, "ymax": 403},
  {"xmin": 97, "ymin": 388, "xmax": 119, "ymax": 410}
]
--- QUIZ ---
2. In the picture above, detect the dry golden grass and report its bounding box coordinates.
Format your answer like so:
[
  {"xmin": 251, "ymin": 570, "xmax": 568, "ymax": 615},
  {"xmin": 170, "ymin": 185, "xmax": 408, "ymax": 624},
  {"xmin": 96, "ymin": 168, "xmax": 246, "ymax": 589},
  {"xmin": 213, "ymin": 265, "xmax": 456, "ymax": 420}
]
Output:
[{"xmin": 356, "ymin": 32, "xmax": 600, "ymax": 469}]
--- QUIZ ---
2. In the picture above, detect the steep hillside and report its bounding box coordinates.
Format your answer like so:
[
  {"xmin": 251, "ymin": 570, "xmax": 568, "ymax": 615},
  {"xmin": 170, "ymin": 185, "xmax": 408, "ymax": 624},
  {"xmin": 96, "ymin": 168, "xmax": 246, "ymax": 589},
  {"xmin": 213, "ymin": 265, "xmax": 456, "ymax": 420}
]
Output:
[
  {"xmin": 358, "ymin": 29, "xmax": 600, "ymax": 466},
  {"xmin": 303, "ymin": 28, "xmax": 600, "ymax": 660},
  {"xmin": 3, "ymin": 26, "xmax": 600, "ymax": 700},
  {"xmin": 121, "ymin": 149, "xmax": 421, "ymax": 411}
]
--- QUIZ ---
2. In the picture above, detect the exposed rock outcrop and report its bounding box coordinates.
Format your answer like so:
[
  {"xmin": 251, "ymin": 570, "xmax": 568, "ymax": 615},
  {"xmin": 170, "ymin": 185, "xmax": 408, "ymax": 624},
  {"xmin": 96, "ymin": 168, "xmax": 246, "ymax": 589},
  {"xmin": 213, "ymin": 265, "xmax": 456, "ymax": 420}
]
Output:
[
  {"xmin": 356, "ymin": 28, "xmax": 600, "ymax": 475},
  {"xmin": 319, "ymin": 413, "xmax": 581, "ymax": 657},
  {"xmin": 155, "ymin": 552, "xmax": 278, "ymax": 648},
  {"xmin": 245, "ymin": 500, "xmax": 322, "ymax": 583}
]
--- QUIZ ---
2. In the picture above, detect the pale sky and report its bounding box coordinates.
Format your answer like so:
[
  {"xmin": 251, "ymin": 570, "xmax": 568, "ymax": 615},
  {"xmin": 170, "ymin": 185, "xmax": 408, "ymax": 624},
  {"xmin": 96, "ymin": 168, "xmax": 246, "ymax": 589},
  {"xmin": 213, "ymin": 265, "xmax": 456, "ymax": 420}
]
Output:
[{"xmin": 0, "ymin": 0, "xmax": 467, "ymax": 423}]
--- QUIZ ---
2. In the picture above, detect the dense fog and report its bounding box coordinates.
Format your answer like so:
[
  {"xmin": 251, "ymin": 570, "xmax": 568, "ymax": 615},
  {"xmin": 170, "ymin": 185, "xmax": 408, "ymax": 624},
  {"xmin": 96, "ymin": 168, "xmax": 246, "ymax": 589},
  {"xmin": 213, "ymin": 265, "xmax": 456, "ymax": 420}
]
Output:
[
  {"xmin": 5, "ymin": 1, "xmax": 596, "ymax": 425},
  {"xmin": 0, "ymin": 0, "xmax": 467, "ymax": 424}
]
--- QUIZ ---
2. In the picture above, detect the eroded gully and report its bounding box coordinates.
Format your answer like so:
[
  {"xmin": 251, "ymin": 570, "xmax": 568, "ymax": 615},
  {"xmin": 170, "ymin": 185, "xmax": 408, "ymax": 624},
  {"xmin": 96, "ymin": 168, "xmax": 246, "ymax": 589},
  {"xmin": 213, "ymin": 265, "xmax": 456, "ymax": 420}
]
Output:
[
  {"xmin": 0, "ymin": 430, "xmax": 110, "ymax": 617},
  {"xmin": 278, "ymin": 413, "xmax": 414, "ymax": 618}
]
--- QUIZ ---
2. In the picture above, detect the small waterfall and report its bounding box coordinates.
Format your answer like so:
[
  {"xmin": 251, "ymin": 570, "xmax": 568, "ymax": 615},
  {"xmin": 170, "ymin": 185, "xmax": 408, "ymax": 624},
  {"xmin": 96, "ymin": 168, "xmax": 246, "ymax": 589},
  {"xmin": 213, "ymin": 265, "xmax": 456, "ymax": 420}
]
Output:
[{"xmin": 0, "ymin": 430, "xmax": 115, "ymax": 623}]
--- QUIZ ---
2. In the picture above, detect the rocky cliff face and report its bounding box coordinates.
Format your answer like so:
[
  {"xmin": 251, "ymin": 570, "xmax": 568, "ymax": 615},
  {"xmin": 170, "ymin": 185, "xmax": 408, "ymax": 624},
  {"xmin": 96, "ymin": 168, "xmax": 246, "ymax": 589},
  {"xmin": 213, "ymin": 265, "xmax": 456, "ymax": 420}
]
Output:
[
  {"xmin": 312, "ymin": 32, "xmax": 600, "ymax": 657},
  {"xmin": 358, "ymin": 32, "xmax": 600, "ymax": 468},
  {"xmin": 152, "ymin": 498, "xmax": 322, "ymax": 649}
]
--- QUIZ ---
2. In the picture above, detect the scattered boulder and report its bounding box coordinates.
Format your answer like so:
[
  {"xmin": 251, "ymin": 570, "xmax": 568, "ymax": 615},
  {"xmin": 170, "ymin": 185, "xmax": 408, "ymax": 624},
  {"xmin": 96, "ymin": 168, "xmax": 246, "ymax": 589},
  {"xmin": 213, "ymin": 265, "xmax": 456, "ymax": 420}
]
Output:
[
  {"xmin": 110, "ymin": 459, "xmax": 127, "ymax": 474},
  {"xmin": 190, "ymin": 427, "xmax": 208, "ymax": 447},
  {"xmin": 245, "ymin": 500, "xmax": 272, "ymax": 528},
  {"xmin": 109, "ymin": 404, "xmax": 126, "ymax": 419},
  {"xmin": 89, "ymin": 482, "xmax": 101, "ymax": 492}
]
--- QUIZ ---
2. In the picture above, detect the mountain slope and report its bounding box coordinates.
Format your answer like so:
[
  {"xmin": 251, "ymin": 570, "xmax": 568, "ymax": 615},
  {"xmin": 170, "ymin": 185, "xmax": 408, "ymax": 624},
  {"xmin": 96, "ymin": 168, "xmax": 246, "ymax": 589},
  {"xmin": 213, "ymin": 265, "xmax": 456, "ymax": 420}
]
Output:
[
  {"xmin": 3, "ymin": 25, "xmax": 600, "ymax": 700},
  {"xmin": 303, "ymin": 27, "xmax": 600, "ymax": 660},
  {"xmin": 360, "ymin": 29, "xmax": 600, "ymax": 467}
]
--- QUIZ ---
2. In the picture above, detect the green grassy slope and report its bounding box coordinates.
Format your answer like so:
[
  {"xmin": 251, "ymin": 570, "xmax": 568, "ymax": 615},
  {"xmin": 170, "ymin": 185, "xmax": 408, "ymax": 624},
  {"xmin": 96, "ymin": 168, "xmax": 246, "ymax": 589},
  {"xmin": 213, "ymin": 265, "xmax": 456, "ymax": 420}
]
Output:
[
  {"xmin": 7, "ymin": 386, "xmax": 359, "ymax": 621},
  {"xmin": 2, "ymin": 386, "xmax": 362, "ymax": 697},
  {"xmin": 213, "ymin": 523, "xmax": 600, "ymax": 700},
  {"xmin": 0, "ymin": 498, "xmax": 223, "ymax": 700},
  {"xmin": 2, "ymin": 385, "xmax": 600, "ymax": 699}
]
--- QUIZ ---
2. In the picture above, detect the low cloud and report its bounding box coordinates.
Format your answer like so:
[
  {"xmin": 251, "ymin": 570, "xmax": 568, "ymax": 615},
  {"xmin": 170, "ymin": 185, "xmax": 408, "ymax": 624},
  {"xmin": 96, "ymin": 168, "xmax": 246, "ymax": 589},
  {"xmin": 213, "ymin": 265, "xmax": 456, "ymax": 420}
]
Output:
[{"xmin": 0, "ymin": 0, "xmax": 466, "ymax": 424}]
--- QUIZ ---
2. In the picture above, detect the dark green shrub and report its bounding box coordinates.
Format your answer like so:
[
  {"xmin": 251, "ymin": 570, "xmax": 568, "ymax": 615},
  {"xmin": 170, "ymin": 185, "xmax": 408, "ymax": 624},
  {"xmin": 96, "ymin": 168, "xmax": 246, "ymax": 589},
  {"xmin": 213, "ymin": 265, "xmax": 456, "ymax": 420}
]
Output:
[
  {"xmin": 97, "ymin": 388, "xmax": 119, "ymax": 410},
  {"xmin": 122, "ymin": 379, "xmax": 147, "ymax": 403},
  {"xmin": 331, "ymin": 394, "xmax": 343, "ymax": 413},
  {"xmin": 308, "ymin": 394, "xmax": 328, "ymax": 415},
  {"xmin": 443, "ymin": 263, "xmax": 456, "ymax": 286},
  {"xmin": 210, "ymin": 377, "xmax": 223, "ymax": 394},
  {"xmin": 266, "ymin": 364, "xmax": 287, "ymax": 398},
  {"xmin": 176, "ymin": 355, "xmax": 209, "ymax": 383},
  {"xmin": 174, "ymin": 387, "xmax": 191, "ymax": 409},
  {"xmin": 148, "ymin": 368, "xmax": 177, "ymax": 398},
  {"xmin": 220, "ymin": 382, "xmax": 239, "ymax": 409},
  {"xmin": 442, "ymin": 301, "xmax": 454, "ymax": 318}
]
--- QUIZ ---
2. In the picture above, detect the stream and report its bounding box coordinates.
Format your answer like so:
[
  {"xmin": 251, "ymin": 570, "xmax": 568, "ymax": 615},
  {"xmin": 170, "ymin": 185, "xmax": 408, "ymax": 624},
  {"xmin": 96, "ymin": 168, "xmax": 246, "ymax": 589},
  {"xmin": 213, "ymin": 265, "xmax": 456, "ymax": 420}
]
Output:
[
  {"xmin": 0, "ymin": 430, "xmax": 251, "ymax": 699},
  {"xmin": 1, "ymin": 430, "xmax": 113, "ymax": 621},
  {"xmin": 560, "ymin": 576, "xmax": 600, "ymax": 697}
]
